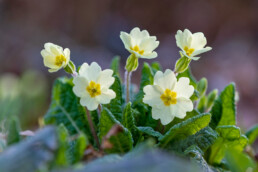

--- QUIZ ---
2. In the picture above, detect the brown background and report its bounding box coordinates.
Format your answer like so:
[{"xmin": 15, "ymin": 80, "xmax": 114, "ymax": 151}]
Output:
[{"xmin": 0, "ymin": 0, "xmax": 258, "ymax": 130}]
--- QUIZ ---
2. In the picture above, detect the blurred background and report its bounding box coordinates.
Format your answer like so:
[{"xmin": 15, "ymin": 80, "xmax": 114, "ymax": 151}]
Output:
[{"xmin": 0, "ymin": 0, "xmax": 258, "ymax": 131}]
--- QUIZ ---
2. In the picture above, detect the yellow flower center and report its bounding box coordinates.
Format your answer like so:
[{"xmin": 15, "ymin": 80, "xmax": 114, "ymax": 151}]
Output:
[
  {"xmin": 184, "ymin": 46, "xmax": 195, "ymax": 56},
  {"xmin": 160, "ymin": 89, "xmax": 177, "ymax": 106},
  {"xmin": 86, "ymin": 81, "xmax": 101, "ymax": 98},
  {"xmin": 131, "ymin": 45, "xmax": 144, "ymax": 55},
  {"xmin": 55, "ymin": 55, "xmax": 66, "ymax": 66}
]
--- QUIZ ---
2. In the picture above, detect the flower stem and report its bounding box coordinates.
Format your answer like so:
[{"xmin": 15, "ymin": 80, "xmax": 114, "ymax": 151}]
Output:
[
  {"xmin": 125, "ymin": 70, "xmax": 132, "ymax": 103},
  {"xmin": 85, "ymin": 107, "xmax": 100, "ymax": 149},
  {"xmin": 97, "ymin": 104, "xmax": 102, "ymax": 119}
]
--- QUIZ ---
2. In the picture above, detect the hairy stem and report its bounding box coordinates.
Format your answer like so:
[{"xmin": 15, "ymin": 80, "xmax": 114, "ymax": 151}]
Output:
[
  {"xmin": 125, "ymin": 71, "xmax": 132, "ymax": 103},
  {"xmin": 85, "ymin": 107, "xmax": 100, "ymax": 149}
]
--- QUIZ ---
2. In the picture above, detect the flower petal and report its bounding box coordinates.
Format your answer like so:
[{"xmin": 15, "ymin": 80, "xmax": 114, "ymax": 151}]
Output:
[
  {"xmin": 79, "ymin": 62, "xmax": 101, "ymax": 82},
  {"xmin": 173, "ymin": 77, "xmax": 194, "ymax": 98},
  {"xmin": 143, "ymin": 85, "xmax": 163, "ymax": 107},
  {"xmin": 72, "ymin": 76, "xmax": 88, "ymax": 97},
  {"xmin": 154, "ymin": 69, "xmax": 176, "ymax": 90},
  {"xmin": 120, "ymin": 32, "xmax": 131, "ymax": 50},
  {"xmin": 97, "ymin": 69, "xmax": 114, "ymax": 88},
  {"xmin": 96, "ymin": 88, "xmax": 116, "ymax": 104},
  {"xmin": 171, "ymin": 97, "xmax": 193, "ymax": 119},
  {"xmin": 191, "ymin": 32, "xmax": 207, "ymax": 50},
  {"xmin": 80, "ymin": 95, "xmax": 99, "ymax": 111},
  {"xmin": 191, "ymin": 47, "xmax": 212, "ymax": 57},
  {"xmin": 152, "ymin": 106, "xmax": 174, "ymax": 125}
]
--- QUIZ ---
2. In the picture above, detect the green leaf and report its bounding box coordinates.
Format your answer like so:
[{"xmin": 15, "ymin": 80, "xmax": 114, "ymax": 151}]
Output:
[
  {"xmin": 197, "ymin": 96, "xmax": 207, "ymax": 113},
  {"xmin": 55, "ymin": 124, "xmax": 69, "ymax": 166},
  {"xmin": 159, "ymin": 113, "xmax": 211, "ymax": 148},
  {"xmin": 137, "ymin": 126, "xmax": 163, "ymax": 138},
  {"xmin": 67, "ymin": 133, "xmax": 88, "ymax": 164},
  {"xmin": 104, "ymin": 75, "xmax": 123, "ymax": 122},
  {"xmin": 168, "ymin": 127, "xmax": 218, "ymax": 153},
  {"xmin": 44, "ymin": 77, "xmax": 92, "ymax": 141},
  {"xmin": 197, "ymin": 78, "xmax": 208, "ymax": 97},
  {"xmin": 7, "ymin": 116, "xmax": 21, "ymax": 145},
  {"xmin": 225, "ymin": 149, "xmax": 257, "ymax": 172},
  {"xmin": 110, "ymin": 56, "xmax": 121, "ymax": 79},
  {"xmin": 122, "ymin": 102, "xmax": 139, "ymax": 142},
  {"xmin": 184, "ymin": 145, "xmax": 214, "ymax": 172},
  {"xmin": 210, "ymin": 83, "xmax": 236, "ymax": 129},
  {"xmin": 177, "ymin": 68, "xmax": 198, "ymax": 89},
  {"xmin": 99, "ymin": 107, "xmax": 133, "ymax": 153},
  {"xmin": 133, "ymin": 62, "xmax": 154, "ymax": 104},
  {"xmin": 150, "ymin": 62, "xmax": 162, "ymax": 74},
  {"xmin": 245, "ymin": 124, "xmax": 258, "ymax": 145},
  {"xmin": 132, "ymin": 63, "xmax": 155, "ymax": 126},
  {"xmin": 209, "ymin": 125, "xmax": 248, "ymax": 164},
  {"xmin": 164, "ymin": 109, "xmax": 200, "ymax": 132}
]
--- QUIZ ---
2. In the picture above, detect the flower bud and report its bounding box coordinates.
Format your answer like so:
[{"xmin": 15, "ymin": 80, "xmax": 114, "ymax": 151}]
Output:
[
  {"xmin": 206, "ymin": 89, "xmax": 218, "ymax": 110},
  {"xmin": 174, "ymin": 53, "xmax": 191, "ymax": 74},
  {"xmin": 197, "ymin": 78, "xmax": 208, "ymax": 97},
  {"xmin": 125, "ymin": 54, "xmax": 139, "ymax": 72}
]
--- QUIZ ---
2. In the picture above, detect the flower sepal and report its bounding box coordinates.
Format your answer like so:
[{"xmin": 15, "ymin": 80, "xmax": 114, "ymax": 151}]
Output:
[
  {"xmin": 174, "ymin": 52, "xmax": 191, "ymax": 74},
  {"xmin": 64, "ymin": 60, "xmax": 76, "ymax": 74},
  {"xmin": 125, "ymin": 54, "xmax": 139, "ymax": 72}
]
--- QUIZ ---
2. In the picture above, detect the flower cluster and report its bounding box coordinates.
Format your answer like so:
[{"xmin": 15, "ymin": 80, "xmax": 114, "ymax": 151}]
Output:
[{"xmin": 41, "ymin": 27, "xmax": 212, "ymax": 124}]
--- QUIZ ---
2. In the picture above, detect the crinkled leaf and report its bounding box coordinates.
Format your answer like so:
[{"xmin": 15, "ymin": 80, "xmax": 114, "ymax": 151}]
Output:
[
  {"xmin": 164, "ymin": 109, "xmax": 200, "ymax": 132},
  {"xmin": 210, "ymin": 83, "xmax": 236, "ymax": 129},
  {"xmin": 104, "ymin": 75, "xmax": 123, "ymax": 122},
  {"xmin": 137, "ymin": 126, "xmax": 163, "ymax": 138},
  {"xmin": 55, "ymin": 124, "xmax": 69, "ymax": 166},
  {"xmin": 159, "ymin": 113, "xmax": 211, "ymax": 148},
  {"xmin": 168, "ymin": 127, "xmax": 218, "ymax": 153},
  {"xmin": 122, "ymin": 102, "xmax": 139, "ymax": 143},
  {"xmin": 184, "ymin": 145, "xmax": 214, "ymax": 172},
  {"xmin": 99, "ymin": 107, "xmax": 133, "ymax": 153},
  {"xmin": 245, "ymin": 124, "xmax": 258, "ymax": 145},
  {"xmin": 44, "ymin": 77, "xmax": 92, "ymax": 140},
  {"xmin": 67, "ymin": 133, "xmax": 88, "ymax": 164},
  {"xmin": 209, "ymin": 125, "xmax": 248, "ymax": 164}
]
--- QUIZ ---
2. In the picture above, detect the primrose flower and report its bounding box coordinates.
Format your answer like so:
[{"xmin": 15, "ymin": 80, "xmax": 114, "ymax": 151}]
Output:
[
  {"xmin": 73, "ymin": 62, "xmax": 116, "ymax": 111},
  {"xmin": 143, "ymin": 69, "xmax": 194, "ymax": 125},
  {"xmin": 175, "ymin": 29, "xmax": 212, "ymax": 60},
  {"xmin": 120, "ymin": 27, "xmax": 159, "ymax": 59},
  {"xmin": 41, "ymin": 43, "xmax": 70, "ymax": 72}
]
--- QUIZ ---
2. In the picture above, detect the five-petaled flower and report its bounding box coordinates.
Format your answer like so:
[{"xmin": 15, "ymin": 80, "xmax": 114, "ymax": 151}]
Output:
[
  {"xmin": 143, "ymin": 69, "xmax": 194, "ymax": 125},
  {"xmin": 175, "ymin": 29, "xmax": 212, "ymax": 60},
  {"xmin": 41, "ymin": 43, "xmax": 70, "ymax": 72},
  {"xmin": 73, "ymin": 62, "xmax": 116, "ymax": 111},
  {"xmin": 120, "ymin": 27, "xmax": 159, "ymax": 59}
]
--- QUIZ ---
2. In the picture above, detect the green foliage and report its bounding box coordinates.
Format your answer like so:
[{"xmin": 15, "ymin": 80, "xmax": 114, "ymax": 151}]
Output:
[
  {"xmin": 122, "ymin": 102, "xmax": 139, "ymax": 142},
  {"xmin": 209, "ymin": 125, "xmax": 248, "ymax": 164},
  {"xmin": 197, "ymin": 78, "xmax": 208, "ymax": 97},
  {"xmin": 110, "ymin": 56, "xmax": 121, "ymax": 79},
  {"xmin": 245, "ymin": 124, "xmax": 258, "ymax": 145},
  {"xmin": 99, "ymin": 107, "xmax": 133, "ymax": 153},
  {"xmin": 67, "ymin": 134, "xmax": 88, "ymax": 164},
  {"xmin": 137, "ymin": 126, "xmax": 163, "ymax": 138},
  {"xmin": 159, "ymin": 113, "xmax": 211, "ymax": 148},
  {"xmin": 104, "ymin": 75, "xmax": 123, "ymax": 122},
  {"xmin": 225, "ymin": 149, "xmax": 257, "ymax": 172},
  {"xmin": 210, "ymin": 83, "xmax": 236, "ymax": 129},
  {"xmin": 7, "ymin": 117, "xmax": 21, "ymax": 145},
  {"xmin": 44, "ymin": 77, "xmax": 92, "ymax": 141}
]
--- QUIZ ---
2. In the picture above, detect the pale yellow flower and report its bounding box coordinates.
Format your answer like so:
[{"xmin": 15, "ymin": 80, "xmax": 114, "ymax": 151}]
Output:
[
  {"xmin": 73, "ymin": 62, "xmax": 116, "ymax": 111},
  {"xmin": 120, "ymin": 27, "xmax": 159, "ymax": 59},
  {"xmin": 143, "ymin": 69, "xmax": 194, "ymax": 125},
  {"xmin": 41, "ymin": 43, "xmax": 70, "ymax": 72},
  {"xmin": 175, "ymin": 29, "xmax": 212, "ymax": 60}
]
